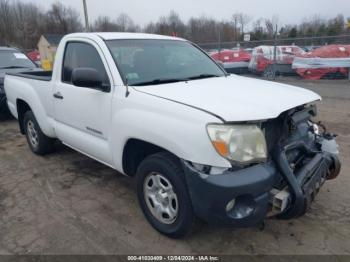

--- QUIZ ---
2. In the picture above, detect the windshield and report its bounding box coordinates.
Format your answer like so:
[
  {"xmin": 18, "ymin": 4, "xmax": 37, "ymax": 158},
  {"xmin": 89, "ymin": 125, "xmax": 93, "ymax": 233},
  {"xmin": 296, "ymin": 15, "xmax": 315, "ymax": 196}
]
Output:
[
  {"xmin": 106, "ymin": 39, "xmax": 226, "ymax": 86},
  {"xmin": 0, "ymin": 50, "xmax": 36, "ymax": 69}
]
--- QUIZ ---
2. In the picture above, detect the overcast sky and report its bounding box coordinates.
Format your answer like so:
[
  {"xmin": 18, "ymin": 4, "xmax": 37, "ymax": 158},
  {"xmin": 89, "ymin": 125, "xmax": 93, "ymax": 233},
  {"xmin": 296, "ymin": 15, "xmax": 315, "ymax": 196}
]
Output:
[{"xmin": 25, "ymin": 0, "xmax": 349, "ymax": 26}]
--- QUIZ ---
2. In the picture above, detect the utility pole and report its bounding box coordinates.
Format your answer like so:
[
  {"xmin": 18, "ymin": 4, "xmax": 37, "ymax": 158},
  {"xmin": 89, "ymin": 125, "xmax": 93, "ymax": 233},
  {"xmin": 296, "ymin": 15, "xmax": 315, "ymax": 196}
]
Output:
[{"xmin": 82, "ymin": 0, "xmax": 90, "ymax": 32}]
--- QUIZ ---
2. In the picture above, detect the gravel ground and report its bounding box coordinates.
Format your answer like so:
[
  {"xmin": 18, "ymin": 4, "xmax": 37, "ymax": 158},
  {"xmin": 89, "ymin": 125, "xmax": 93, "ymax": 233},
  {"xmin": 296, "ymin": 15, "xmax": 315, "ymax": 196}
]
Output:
[{"xmin": 0, "ymin": 78, "xmax": 349, "ymax": 255}]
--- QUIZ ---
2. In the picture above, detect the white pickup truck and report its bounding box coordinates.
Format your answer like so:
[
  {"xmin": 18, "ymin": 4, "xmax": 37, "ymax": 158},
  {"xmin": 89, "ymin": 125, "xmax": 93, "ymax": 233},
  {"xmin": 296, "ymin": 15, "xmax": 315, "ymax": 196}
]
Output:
[{"xmin": 5, "ymin": 33, "xmax": 341, "ymax": 238}]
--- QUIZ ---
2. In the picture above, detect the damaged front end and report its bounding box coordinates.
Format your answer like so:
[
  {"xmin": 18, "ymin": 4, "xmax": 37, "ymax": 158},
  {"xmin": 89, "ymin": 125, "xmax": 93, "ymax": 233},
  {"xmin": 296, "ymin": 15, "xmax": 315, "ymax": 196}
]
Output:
[
  {"xmin": 264, "ymin": 104, "xmax": 341, "ymax": 218},
  {"xmin": 182, "ymin": 104, "xmax": 341, "ymax": 227}
]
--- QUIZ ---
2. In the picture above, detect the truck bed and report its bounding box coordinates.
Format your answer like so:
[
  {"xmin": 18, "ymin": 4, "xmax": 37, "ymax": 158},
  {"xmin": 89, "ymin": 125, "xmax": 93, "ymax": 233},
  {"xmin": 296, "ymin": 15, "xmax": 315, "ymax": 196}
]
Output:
[{"xmin": 6, "ymin": 70, "xmax": 52, "ymax": 81}]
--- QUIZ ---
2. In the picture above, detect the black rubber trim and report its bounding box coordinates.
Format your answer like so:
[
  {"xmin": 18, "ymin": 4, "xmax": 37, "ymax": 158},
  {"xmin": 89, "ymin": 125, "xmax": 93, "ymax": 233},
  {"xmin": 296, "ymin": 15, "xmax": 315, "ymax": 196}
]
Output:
[
  {"xmin": 6, "ymin": 71, "xmax": 52, "ymax": 81},
  {"xmin": 132, "ymin": 87, "xmax": 226, "ymax": 123},
  {"xmin": 181, "ymin": 160, "xmax": 275, "ymax": 226},
  {"xmin": 273, "ymin": 140, "xmax": 335, "ymax": 218}
]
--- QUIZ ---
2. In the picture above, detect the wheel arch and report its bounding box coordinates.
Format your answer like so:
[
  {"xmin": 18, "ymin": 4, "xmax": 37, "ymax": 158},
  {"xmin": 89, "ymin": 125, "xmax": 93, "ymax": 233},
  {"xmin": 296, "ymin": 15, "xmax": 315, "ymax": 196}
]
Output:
[
  {"xmin": 122, "ymin": 138, "xmax": 180, "ymax": 177},
  {"xmin": 16, "ymin": 99, "xmax": 32, "ymax": 134}
]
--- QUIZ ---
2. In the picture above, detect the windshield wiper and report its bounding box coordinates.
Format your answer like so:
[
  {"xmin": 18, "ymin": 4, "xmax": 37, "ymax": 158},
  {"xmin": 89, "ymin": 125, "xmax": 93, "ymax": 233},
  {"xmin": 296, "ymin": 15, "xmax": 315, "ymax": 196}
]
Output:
[
  {"xmin": 132, "ymin": 78, "xmax": 188, "ymax": 86},
  {"xmin": 132, "ymin": 74, "xmax": 224, "ymax": 86},
  {"xmin": 187, "ymin": 74, "xmax": 222, "ymax": 80}
]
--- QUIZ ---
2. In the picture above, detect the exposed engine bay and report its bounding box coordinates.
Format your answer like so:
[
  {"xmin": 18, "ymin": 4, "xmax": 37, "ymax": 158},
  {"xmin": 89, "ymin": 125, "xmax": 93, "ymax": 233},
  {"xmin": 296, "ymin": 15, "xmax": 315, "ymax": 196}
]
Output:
[{"xmin": 264, "ymin": 104, "xmax": 341, "ymax": 218}]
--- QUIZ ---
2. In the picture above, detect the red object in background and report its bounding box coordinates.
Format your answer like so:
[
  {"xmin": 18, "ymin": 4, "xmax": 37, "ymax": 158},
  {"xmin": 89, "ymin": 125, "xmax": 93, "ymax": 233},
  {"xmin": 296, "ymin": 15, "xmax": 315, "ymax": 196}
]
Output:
[
  {"xmin": 27, "ymin": 50, "xmax": 40, "ymax": 62},
  {"xmin": 250, "ymin": 46, "xmax": 304, "ymax": 73},
  {"xmin": 280, "ymin": 46, "xmax": 305, "ymax": 64},
  {"xmin": 254, "ymin": 48, "xmax": 271, "ymax": 72},
  {"xmin": 210, "ymin": 49, "xmax": 251, "ymax": 64},
  {"xmin": 295, "ymin": 45, "xmax": 350, "ymax": 80}
]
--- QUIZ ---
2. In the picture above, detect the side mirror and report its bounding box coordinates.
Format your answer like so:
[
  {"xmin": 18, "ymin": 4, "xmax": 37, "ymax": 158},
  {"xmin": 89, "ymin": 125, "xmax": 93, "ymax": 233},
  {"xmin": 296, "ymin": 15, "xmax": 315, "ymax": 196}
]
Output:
[{"xmin": 72, "ymin": 68, "xmax": 105, "ymax": 90}]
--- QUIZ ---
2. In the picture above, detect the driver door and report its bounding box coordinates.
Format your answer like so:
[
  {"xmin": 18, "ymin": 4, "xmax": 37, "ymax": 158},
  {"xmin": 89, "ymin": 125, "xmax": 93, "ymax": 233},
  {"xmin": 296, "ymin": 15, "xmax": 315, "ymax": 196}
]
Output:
[{"xmin": 53, "ymin": 41, "xmax": 113, "ymax": 165}]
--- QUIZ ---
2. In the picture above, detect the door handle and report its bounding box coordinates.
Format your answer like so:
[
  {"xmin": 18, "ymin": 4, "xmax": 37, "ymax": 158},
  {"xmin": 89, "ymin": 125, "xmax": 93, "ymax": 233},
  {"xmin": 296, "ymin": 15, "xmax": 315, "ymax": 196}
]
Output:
[{"xmin": 53, "ymin": 92, "xmax": 64, "ymax": 99}]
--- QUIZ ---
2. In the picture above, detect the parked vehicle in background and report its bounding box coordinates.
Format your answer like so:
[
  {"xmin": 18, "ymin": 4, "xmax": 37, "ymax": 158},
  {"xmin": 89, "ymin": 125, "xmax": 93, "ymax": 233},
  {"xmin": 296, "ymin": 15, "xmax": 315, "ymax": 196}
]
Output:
[
  {"xmin": 0, "ymin": 47, "xmax": 38, "ymax": 114},
  {"xmin": 207, "ymin": 49, "xmax": 219, "ymax": 55},
  {"xmin": 244, "ymin": 48, "xmax": 253, "ymax": 54},
  {"xmin": 4, "ymin": 33, "xmax": 341, "ymax": 238},
  {"xmin": 301, "ymin": 46, "xmax": 321, "ymax": 52},
  {"xmin": 249, "ymin": 45, "xmax": 305, "ymax": 76},
  {"xmin": 210, "ymin": 48, "xmax": 251, "ymax": 74},
  {"xmin": 27, "ymin": 50, "xmax": 41, "ymax": 67},
  {"xmin": 293, "ymin": 45, "xmax": 350, "ymax": 80}
]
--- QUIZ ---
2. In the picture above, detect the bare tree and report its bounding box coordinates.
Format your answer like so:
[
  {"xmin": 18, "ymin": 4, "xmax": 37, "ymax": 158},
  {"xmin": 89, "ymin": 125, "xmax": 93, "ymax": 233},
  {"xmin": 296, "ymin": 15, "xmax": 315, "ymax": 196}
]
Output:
[
  {"xmin": 265, "ymin": 15, "xmax": 279, "ymax": 37},
  {"xmin": 147, "ymin": 11, "xmax": 186, "ymax": 37},
  {"xmin": 43, "ymin": 2, "xmax": 82, "ymax": 34},
  {"xmin": 235, "ymin": 13, "xmax": 251, "ymax": 36},
  {"xmin": 143, "ymin": 22, "xmax": 157, "ymax": 34},
  {"xmin": 0, "ymin": 0, "xmax": 14, "ymax": 46},
  {"xmin": 116, "ymin": 13, "xmax": 140, "ymax": 32},
  {"xmin": 167, "ymin": 10, "xmax": 186, "ymax": 36},
  {"xmin": 93, "ymin": 16, "xmax": 119, "ymax": 32},
  {"xmin": 1, "ymin": 0, "xmax": 349, "ymax": 50},
  {"xmin": 12, "ymin": 1, "xmax": 44, "ymax": 49},
  {"xmin": 251, "ymin": 18, "xmax": 265, "ymax": 40}
]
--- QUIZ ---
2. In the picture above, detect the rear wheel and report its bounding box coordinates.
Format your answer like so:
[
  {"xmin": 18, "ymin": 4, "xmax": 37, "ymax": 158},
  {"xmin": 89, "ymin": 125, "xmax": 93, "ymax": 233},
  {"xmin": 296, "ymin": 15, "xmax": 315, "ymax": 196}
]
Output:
[
  {"xmin": 23, "ymin": 111, "xmax": 55, "ymax": 155},
  {"xmin": 136, "ymin": 152, "xmax": 194, "ymax": 238}
]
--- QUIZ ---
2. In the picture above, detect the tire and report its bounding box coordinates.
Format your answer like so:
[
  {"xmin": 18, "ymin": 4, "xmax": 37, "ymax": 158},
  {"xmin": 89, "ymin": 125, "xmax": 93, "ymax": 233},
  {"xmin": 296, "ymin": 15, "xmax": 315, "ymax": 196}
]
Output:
[
  {"xmin": 23, "ymin": 110, "xmax": 55, "ymax": 155},
  {"xmin": 136, "ymin": 152, "xmax": 194, "ymax": 238}
]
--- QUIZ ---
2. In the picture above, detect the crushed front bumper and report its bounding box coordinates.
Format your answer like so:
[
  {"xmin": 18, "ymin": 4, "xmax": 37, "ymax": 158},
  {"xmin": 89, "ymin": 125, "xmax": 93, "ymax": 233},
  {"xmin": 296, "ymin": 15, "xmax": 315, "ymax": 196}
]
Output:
[
  {"xmin": 182, "ymin": 161, "xmax": 276, "ymax": 226},
  {"xmin": 182, "ymin": 147, "xmax": 340, "ymax": 227}
]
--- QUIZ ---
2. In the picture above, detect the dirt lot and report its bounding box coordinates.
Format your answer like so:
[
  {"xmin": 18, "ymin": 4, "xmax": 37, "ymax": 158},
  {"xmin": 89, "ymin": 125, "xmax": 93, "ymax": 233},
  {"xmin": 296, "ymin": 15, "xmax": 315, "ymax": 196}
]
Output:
[{"xmin": 0, "ymin": 78, "xmax": 349, "ymax": 255}]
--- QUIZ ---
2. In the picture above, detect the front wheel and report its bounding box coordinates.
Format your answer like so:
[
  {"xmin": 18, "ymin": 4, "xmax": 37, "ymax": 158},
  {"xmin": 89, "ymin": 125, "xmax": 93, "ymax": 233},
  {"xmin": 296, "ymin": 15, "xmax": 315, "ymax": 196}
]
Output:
[{"xmin": 136, "ymin": 152, "xmax": 194, "ymax": 238}]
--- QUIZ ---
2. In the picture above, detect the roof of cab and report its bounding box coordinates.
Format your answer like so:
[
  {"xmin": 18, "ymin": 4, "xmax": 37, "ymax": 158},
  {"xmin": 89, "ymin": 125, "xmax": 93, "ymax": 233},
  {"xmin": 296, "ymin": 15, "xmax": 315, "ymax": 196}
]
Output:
[{"xmin": 65, "ymin": 32, "xmax": 186, "ymax": 41}]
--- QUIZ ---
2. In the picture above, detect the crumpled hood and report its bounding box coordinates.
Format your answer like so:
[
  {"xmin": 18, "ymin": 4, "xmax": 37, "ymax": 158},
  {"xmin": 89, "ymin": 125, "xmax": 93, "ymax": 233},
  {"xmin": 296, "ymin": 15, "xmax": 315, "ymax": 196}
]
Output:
[{"xmin": 133, "ymin": 75, "xmax": 321, "ymax": 122}]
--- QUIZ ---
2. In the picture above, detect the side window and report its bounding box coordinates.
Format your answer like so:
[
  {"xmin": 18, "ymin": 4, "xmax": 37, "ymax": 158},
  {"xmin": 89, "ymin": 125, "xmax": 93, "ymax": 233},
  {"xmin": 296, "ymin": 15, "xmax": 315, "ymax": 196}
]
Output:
[{"xmin": 62, "ymin": 42, "xmax": 110, "ymax": 87}]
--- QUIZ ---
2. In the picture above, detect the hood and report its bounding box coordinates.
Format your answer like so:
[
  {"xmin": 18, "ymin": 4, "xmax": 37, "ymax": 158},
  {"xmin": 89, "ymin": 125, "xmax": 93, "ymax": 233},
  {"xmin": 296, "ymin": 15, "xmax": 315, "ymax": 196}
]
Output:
[{"xmin": 133, "ymin": 75, "xmax": 321, "ymax": 122}]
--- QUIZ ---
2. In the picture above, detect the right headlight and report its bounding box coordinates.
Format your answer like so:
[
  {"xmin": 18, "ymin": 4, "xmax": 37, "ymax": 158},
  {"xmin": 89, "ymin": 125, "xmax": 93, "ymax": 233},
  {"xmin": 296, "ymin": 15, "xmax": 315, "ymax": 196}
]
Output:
[{"xmin": 207, "ymin": 124, "xmax": 267, "ymax": 165}]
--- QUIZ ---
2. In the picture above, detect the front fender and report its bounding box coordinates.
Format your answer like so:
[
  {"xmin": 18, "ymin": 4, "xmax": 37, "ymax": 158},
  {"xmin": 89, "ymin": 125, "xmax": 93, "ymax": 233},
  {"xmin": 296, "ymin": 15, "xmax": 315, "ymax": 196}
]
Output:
[{"xmin": 110, "ymin": 90, "xmax": 232, "ymax": 172}]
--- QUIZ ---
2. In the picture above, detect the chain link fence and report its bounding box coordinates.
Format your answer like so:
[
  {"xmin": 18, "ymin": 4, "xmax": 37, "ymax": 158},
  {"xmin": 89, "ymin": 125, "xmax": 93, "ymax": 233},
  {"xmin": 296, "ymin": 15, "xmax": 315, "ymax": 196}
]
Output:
[
  {"xmin": 197, "ymin": 34, "xmax": 350, "ymax": 80},
  {"xmin": 197, "ymin": 34, "xmax": 350, "ymax": 51}
]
